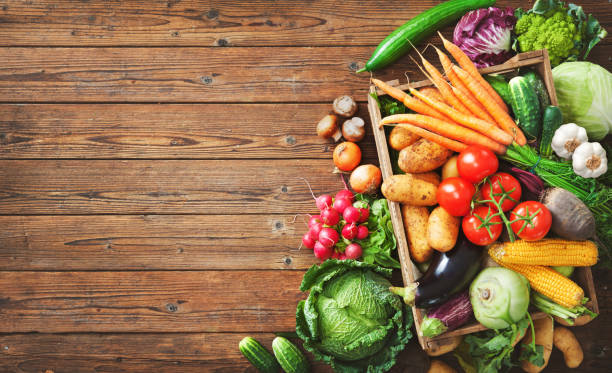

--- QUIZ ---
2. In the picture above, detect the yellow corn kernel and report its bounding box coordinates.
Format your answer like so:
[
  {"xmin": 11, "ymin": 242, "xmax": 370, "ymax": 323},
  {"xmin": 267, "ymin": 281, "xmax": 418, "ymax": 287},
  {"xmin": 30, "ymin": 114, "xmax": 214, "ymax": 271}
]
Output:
[{"xmin": 488, "ymin": 239, "xmax": 597, "ymax": 267}]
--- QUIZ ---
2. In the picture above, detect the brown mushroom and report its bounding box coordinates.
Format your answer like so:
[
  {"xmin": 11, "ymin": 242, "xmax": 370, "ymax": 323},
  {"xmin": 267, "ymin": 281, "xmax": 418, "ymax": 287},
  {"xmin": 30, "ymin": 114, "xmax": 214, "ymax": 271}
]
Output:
[
  {"xmin": 342, "ymin": 117, "xmax": 366, "ymax": 142},
  {"xmin": 316, "ymin": 114, "xmax": 341, "ymax": 142},
  {"xmin": 333, "ymin": 95, "xmax": 358, "ymax": 117}
]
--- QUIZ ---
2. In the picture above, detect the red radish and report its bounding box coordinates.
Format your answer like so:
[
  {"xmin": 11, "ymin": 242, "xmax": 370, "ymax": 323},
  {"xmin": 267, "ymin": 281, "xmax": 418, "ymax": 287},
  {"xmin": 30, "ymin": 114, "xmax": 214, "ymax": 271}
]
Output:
[
  {"xmin": 319, "ymin": 227, "xmax": 339, "ymax": 248},
  {"xmin": 345, "ymin": 243, "xmax": 363, "ymax": 259},
  {"xmin": 331, "ymin": 251, "xmax": 341, "ymax": 259},
  {"xmin": 314, "ymin": 241, "xmax": 333, "ymax": 261},
  {"xmin": 357, "ymin": 225, "xmax": 369, "ymax": 240},
  {"xmin": 336, "ymin": 189, "xmax": 355, "ymax": 202},
  {"xmin": 339, "ymin": 253, "xmax": 347, "ymax": 260},
  {"xmin": 358, "ymin": 207, "xmax": 370, "ymax": 223},
  {"xmin": 308, "ymin": 215, "xmax": 321, "ymax": 227},
  {"xmin": 302, "ymin": 233, "xmax": 316, "ymax": 249},
  {"xmin": 332, "ymin": 198, "xmax": 352, "ymax": 214},
  {"xmin": 321, "ymin": 208, "xmax": 340, "ymax": 226},
  {"xmin": 342, "ymin": 223, "xmax": 358, "ymax": 240},
  {"xmin": 316, "ymin": 194, "xmax": 332, "ymax": 211},
  {"xmin": 308, "ymin": 222, "xmax": 323, "ymax": 241},
  {"xmin": 343, "ymin": 206, "xmax": 360, "ymax": 224}
]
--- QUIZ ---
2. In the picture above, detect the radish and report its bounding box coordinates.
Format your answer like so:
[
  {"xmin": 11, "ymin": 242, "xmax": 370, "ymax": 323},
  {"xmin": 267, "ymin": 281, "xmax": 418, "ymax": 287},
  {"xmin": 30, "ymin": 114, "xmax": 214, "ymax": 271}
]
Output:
[
  {"xmin": 345, "ymin": 243, "xmax": 362, "ymax": 259},
  {"xmin": 331, "ymin": 251, "xmax": 341, "ymax": 259},
  {"xmin": 321, "ymin": 208, "xmax": 340, "ymax": 226},
  {"xmin": 358, "ymin": 207, "xmax": 370, "ymax": 223},
  {"xmin": 308, "ymin": 222, "xmax": 323, "ymax": 241},
  {"xmin": 302, "ymin": 233, "xmax": 316, "ymax": 249},
  {"xmin": 341, "ymin": 223, "xmax": 358, "ymax": 240},
  {"xmin": 308, "ymin": 215, "xmax": 321, "ymax": 227},
  {"xmin": 357, "ymin": 225, "xmax": 369, "ymax": 240},
  {"xmin": 332, "ymin": 198, "xmax": 352, "ymax": 214},
  {"xmin": 319, "ymin": 227, "xmax": 339, "ymax": 248},
  {"xmin": 336, "ymin": 189, "xmax": 355, "ymax": 203},
  {"xmin": 339, "ymin": 253, "xmax": 347, "ymax": 260},
  {"xmin": 314, "ymin": 241, "xmax": 333, "ymax": 261},
  {"xmin": 343, "ymin": 206, "xmax": 360, "ymax": 224},
  {"xmin": 316, "ymin": 194, "xmax": 332, "ymax": 211}
]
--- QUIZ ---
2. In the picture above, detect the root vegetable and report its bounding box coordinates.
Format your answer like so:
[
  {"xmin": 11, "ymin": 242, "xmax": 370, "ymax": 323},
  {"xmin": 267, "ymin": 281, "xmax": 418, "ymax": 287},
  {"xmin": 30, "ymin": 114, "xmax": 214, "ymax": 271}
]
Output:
[
  {"xmin": 401, "ymin": 204, "xmax": 433, "ymax": 263},
  {"xmin": 389, "ymin": 125, "xmax": 420, "ymax": 150},
  {"xmin": 555, "ymin": 314, "xmax": 595, "ymax": 327},
  {"xmin": 442, "ymin": 156, "xmax": 459, "ymax": 179},
  {"xmin": 553, "ymin": 327, "xmax": 583, "ymax": 368},
  {"xmin": 382, "ymin": 174, "xmax": 437, "ymax": 205},
  {"xmin": 333, "ymin": 142, "xmax": 361, "ymax": 171},
  {"xmin": 317, "ymin": 114, "xmax": 341, "ymax": 141},
  {"xmin": 427, "ymin": 206, "xmax": 460, "ymax": 252},
  {"xmin": 412, "ymin": 171, "xmax": 441, "ymax": 187},
  {"xmin": 427, "ymin": 360, "xmax": 457, "ymax": 373},
  {"xmin": 426, "ymin": 336, "xmax": 463, "ymax": 357},
  {"xmin": 540, "ymin": 187, "xmax": 596, "ymax": 241},
  {"xmin": 521, "ymin": 315, "xmax": 553, "ymax": 373},
  {"xmin": 399, "ymin": 138, "xmax": 453, "ymax": 173},
  {"xmin": 333, "ymin": 95, "xmax": 358, "ymax": 117},
  {"xmin": 342, "ymin": 117, "xmax": 366, "ymax": 142},
  {"xmin": 349, "ymin": 164, "xmax": 382, "ymax": 194}
]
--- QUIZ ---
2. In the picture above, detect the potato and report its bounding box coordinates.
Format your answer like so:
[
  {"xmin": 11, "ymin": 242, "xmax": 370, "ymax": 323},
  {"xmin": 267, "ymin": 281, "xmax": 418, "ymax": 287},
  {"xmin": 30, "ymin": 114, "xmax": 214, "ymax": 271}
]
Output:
[
  {"xmin": 427, "ymin": 206, "xmax": 460, "ymax": 252},
  {"xmin": 401, "ymin": 204, "xmax": 433, "ymax": 263},
  {"xmin": 521, "ymin": 316, "xmax": 553, "ymax": 373},
  {"xmin": 427, "ymin": 360, "xmax": 457, "ymax": 373},
  {"xmin": 426, "ymin": 335, "xmax": 463, "ymax": 357},
  {"xmin": 412, "ymin": 171, "xmax": 440, "ymax": 186},
  {"xmin": 399, "ymin": 138, "xmax": 453, "ymax": 174},
  {"xmin": 381, "ymin": 174, "xmax": 437, "ymax": 206},
  {"xmin": 554, "ymin": 314, "xmax": 595, "ymax": 327},
  {"xmin": 553, "ymin": 327, "xmax": 583, "ymax": 368},
  {"xmin": 442, "ymin": 155, "xmax": 459, "ymax": 179},
  {"xmin": 389, "ymin": 125, "xmax": 420, "ymax": 151}
]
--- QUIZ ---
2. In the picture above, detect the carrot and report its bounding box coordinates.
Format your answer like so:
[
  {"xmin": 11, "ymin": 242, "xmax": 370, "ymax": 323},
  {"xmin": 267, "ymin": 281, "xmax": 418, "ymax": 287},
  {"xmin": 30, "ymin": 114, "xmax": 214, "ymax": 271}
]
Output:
[
  {"xmin": 419, "ymin": 87, "xmax": 444, "ymax": 102},
  {"xmin": 434, "ymin": 46, "xmax": 495, "ymax": 123},
  {"xmin": 408, "ymin": 87, "xmax": 513, "ymax": 145},
  {"xmin": 418, "ymin": 56, "xmax": 472, "ymax": 116},
  {"xmin": 452, "ymin": 65, "xmax": 527, "ymax": 146},
  {"xmin": 371, "ymin": 78, "xmax": 450, "ymax": 122},
  {"xmin": 392, "ymin": 123, "xmax": 468, "ymax": 153},
  {"xmin": 439, "ymin": 33, "xmax": 509, "ymax": 113},
  {"xmin": 381, "ymin": 114, "xmax": 507, "ymax": 154}
]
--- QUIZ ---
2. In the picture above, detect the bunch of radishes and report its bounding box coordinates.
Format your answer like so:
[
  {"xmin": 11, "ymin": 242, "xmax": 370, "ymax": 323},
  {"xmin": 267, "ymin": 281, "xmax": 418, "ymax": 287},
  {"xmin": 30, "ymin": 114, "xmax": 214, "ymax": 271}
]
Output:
[{"xmin": 302, "ymin": 188, "xmax": 370, "ymax": 261}]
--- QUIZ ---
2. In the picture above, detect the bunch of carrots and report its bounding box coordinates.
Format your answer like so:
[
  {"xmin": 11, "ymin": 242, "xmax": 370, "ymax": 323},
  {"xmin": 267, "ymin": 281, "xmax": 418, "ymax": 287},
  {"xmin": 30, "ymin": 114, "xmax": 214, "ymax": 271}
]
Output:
[{"xmin": 372, "ymin": 33, "xmax": 526, "ymax": 155}]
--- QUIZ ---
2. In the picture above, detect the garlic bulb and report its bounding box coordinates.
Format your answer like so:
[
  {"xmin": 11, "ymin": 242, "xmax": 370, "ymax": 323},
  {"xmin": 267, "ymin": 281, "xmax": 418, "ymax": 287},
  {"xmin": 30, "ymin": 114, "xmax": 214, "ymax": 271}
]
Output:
[
  {"xmin": 551, "ymin": 123, "xmax": 588, "ymax": 159},
  {"xmin": 572, "ymin": 142, "xmax": 607, "ymax": 178}
]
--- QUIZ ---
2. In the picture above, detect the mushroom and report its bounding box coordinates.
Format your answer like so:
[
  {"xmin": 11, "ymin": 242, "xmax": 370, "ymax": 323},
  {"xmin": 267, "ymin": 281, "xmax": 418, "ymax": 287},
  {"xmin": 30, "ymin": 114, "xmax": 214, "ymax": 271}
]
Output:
[
  {"xmin": 333, "ymin": 95, "xmax": 358, "ymax": 118},
  {"xmin": 317, "ymin": 114, "xmax": 342, "ymax": 142},
  {"xmin": 342, "ymin": 117, "xmax": 366, "ymax": 142}
]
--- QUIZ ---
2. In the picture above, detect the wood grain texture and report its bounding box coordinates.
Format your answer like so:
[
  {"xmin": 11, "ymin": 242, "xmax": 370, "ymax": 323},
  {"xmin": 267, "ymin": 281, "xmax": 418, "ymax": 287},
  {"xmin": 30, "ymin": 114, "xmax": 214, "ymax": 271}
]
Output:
[
  {"xmin": 0, "ymin": 271, "xmax": 306, "ymax": 333},
  {"xmin": 0, "ymin": 103, "xmax": 377, "ymax": 160},
  {"xmin": 0, "ymin": 214, "xmax": 319, "ymax": 270},
  {"xmin": 0, "ymin": 159, "xmax": 364, "ymax": 214}
]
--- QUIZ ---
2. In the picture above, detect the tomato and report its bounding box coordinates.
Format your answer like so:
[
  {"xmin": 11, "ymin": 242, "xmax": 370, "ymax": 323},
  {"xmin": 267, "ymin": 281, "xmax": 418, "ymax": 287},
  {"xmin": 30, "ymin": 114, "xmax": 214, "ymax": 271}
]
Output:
[
  {"xmin": 457, "ymin": 146, "xmax": 499, "ymax": 183},
  {"xmin": 510, "ymin": 201, "xmax": 552, "ymax": 241},
  {"xmin": 436, "ymin": 177, "xmax": 476, "ymax": 216},
  {"xmin": 480, "ymin": 172, "xmax": 522, "ymax": 212},
  {"xmin": 462, "ymin": 205, "xmax": 503, "ymax": 246}
]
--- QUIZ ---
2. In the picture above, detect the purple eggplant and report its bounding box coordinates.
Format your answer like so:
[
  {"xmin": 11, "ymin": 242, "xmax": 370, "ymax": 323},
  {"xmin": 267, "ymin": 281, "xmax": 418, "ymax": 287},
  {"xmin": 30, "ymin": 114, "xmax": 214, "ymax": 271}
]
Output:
[
  {"xmin": 390, "ymin": 234, "xmax": 482, "ymax": 308},
  {"xmin": 420, "ymin": 291, "xmax": 473, "ymax": 338}
]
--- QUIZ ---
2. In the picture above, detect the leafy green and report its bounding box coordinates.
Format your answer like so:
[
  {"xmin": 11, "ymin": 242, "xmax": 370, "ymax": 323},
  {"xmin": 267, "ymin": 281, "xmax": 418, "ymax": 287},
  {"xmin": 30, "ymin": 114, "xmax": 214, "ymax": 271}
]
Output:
[
  {"xmin": 355, "ymin": 194, "xmax": 400, "ymax": 269},
  {"xmin": 296, "ymin": 259, "xmax": 413, "ymax": 373},
  {"xmin": 369, "ymin": 92, "xmax": 406, "ymax": 117}
]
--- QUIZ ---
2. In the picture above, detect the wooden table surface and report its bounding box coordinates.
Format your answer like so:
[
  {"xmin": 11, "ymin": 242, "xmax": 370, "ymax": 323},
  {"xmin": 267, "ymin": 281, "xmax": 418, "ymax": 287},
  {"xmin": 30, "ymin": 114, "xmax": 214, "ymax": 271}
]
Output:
[{"xmin": 0, "ymin": 1, "xmax": 610, "ymax": 372}]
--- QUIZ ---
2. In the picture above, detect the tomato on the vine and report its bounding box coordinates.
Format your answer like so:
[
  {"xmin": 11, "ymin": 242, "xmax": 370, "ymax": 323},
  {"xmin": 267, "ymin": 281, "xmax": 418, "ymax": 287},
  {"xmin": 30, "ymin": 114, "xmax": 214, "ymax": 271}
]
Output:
[
  {"xmin": 436, "ymin": 177, "xmax": 476, "ymax": 216},
  {"xmin": 510, "ymin": 201, "xmax": 552, "ymax": 241},
  {"xmin": 457, "ymin": 146, "xmax": 499, "ymax": 183},
  {"xmin": 480, "ymin": 172, "xmax": 522, "ymax": 212},
  {"xmin": 462, "ymin": 205, "xmax": 503, "ymax": 246}
]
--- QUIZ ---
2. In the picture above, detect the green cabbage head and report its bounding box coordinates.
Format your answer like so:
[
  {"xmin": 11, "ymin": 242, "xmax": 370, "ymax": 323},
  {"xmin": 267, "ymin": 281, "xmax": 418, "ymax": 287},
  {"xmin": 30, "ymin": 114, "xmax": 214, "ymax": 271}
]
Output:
[{"xmin": 296, "ymin": 259, "xmax": 412, "ymax": 373}]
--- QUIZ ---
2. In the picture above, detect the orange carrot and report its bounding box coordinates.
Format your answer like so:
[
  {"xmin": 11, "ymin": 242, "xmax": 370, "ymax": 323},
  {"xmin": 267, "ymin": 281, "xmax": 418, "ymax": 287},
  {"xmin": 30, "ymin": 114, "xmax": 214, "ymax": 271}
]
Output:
[
  {"xmin": 419, "ymin": 87, "xmax": 444, "ymax": 102},
  {"xmin": 434, "ymin": 46, "xmax": 495, "ymax": 123},
  {"xmin": 393, "ymin": 123, "xmax": 468, "ymax": 153},
  {"xmin": 408, "ymin": 87, "xmax": 513, "ymax": 145},
  {"xmin": 371, "ymin": 78, "xmax": 450, "ymax": 122},
  {"xmin": 452, "ymin": 65, "xmax": 527, "ymax": 146},
  {"xmin": 381, "ymin": 114, "xmax": 507, "ymax": 154},
  {"xmin": 419, "ymin": 56, "xmax": 472, "ymax": 116},
  {"xmin": 439, "ymin": 33, "xmax": 509, "ymax": 113}
]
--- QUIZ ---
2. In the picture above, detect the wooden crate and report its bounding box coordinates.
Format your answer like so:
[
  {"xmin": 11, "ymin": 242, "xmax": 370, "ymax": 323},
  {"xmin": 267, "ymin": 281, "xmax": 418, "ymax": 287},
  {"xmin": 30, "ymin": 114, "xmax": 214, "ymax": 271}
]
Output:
[{"xmin": 366, "ymin": 50, "xmax": 599, "ymax": 351}]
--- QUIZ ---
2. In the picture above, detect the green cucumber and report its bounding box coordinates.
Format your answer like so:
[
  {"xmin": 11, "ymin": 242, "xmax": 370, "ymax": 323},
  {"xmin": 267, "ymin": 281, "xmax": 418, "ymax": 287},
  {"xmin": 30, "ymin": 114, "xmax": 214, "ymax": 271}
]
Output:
[
  {"xmin": 272, "ymin": 337, "xmax": 310, "ymax": 373},
  {"xmin": 539, "ymin": 105, "xmax": 563, "ymax": 157},
  {"xmin": 522, "ymin": 70, "xmax": 550, "ymax": 113},
  {"xmin": 358, "ymin": 0, "xmax": 496, "ymax": 72},
  {"xmin": 509, "ymin": 76, "xmax": 542, "ymax": 140},
  {"xmin": 239, "ymin": 337, "xmax": 280, "ymax": 373},
  {"xmin": 484, "ymin": 74, "xmax": 513, "ymax": 110}
]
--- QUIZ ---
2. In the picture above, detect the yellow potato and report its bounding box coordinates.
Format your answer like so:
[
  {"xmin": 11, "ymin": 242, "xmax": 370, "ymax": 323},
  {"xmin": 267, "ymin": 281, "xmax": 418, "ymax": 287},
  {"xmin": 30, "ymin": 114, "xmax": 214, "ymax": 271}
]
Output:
[
  {"xmin": 426, "ymin": 336, "xmax": 463, "ymax": 357},
  {"xmin": 389, "ymin": 125, "xmax": 420, "ymax": 151},
  {"xmin": 427, "ymin": 206, "xmax": 460, "ymax": 252},
  {"xmin": 412, "ymin": 171, "xmax": 441, "ymax": 186},
  {"xmin": 521, "ymin": 316, "xmax": 553, "ymax": 373},
  {"xmin": 381, "ymin": 174, "xmax": 437, "ymax": 206},
  {"xmin": 554, "ymin": 314, "xmax": 595, "ymax": 327},
  {"xmin": 401, "ymin": 204, "xmax": 433, "ymax": 263},
  {"xmin": 442, "ymin": 155, "xmax": 459, "ymax": 179},
  {"xmin": 553, "ymin": 327, "xmax": 583, "ymax": 368},
  {"xmin": 399, "ymin": 138, "xmax": 453, "ymax": 174},
  {"xmin": 427, "ymin": 360, "xmax": 457, "ymax": 373}
]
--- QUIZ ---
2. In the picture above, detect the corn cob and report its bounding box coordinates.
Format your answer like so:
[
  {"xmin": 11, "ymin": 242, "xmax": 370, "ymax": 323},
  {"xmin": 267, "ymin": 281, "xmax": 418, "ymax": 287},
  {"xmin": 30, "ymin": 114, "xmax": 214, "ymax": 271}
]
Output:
[
  {"xmin": 488, "ymin": 239, "xmax": 598, "ymax": 267},
  {"xmin": 493, "ymin": 260, "xmax": 584, "ymax": 308}
]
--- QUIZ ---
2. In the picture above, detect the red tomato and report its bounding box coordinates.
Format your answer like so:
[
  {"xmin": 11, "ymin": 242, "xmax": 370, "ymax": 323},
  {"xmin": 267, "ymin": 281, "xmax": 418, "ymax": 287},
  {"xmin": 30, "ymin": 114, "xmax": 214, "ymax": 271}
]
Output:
[
  {"xmin": 481, "ymin": 172, "xmax": 522, "ymax": 212},
  {"xmin": 510, "ymin": 201, "xmax": 552, "ymax": 241},
  {"xmin": 457, "ymin": 146, "xmax": 499, "ymax": 183},
  {"xmin": 436, "ymin": 177, "xmax": 476, "ymax": 216},
  {"xmin": 462, "ymin": 205, "xmax": 503, "ymax": 246}
]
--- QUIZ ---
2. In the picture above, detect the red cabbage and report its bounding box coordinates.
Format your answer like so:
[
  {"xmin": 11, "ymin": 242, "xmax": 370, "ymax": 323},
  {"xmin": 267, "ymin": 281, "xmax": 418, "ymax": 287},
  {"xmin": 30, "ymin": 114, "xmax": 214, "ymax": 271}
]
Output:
[{"xmin": 453, "ymin": 7, "xmax": 517, "ymax": 68}]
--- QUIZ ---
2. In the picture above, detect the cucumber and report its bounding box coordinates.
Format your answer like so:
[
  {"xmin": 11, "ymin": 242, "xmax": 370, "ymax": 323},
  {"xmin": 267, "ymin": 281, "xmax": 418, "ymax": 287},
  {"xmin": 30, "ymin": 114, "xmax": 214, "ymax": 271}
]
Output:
[
  {"xmin": 539, "ymin": 105, "xmax": 563, "ymax": 157},
  {"xmin": 522, "ymin": 70, "xmax": 550, "ymax": 113},
  {"xmin": 239, "ymin": 337, "xmax": 280, "ymax": 373},
  {"xmin": 509, "ymin": 76, "xmax": 542, "ymax": 140},
  {"xmin": 484, "ymin": 74, "xmax": 512, "ymax": 110},
  {"xmin": 272, "ymin": 337, "xmax": 310, "ymax": 373}
]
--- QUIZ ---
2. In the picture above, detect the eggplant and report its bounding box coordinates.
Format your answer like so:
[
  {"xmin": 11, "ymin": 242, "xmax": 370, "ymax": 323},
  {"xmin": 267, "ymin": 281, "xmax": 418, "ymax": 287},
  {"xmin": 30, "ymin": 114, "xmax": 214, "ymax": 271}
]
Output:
[
  {"xmin": 420, "ymin": 291, "xmax": 473, "ymax": 338},
  {"xmin": 391, "ymin": 234, "xmax": 482, "ymax": 308}
]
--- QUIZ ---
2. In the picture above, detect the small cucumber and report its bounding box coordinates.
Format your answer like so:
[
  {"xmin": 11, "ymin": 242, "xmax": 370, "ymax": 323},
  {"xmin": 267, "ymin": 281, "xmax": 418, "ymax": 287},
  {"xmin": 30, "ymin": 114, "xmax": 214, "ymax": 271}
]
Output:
[
  {"xmin": 239, "ymin": 337, "xmax": 280, "ymax": 373},
  {"xmin": 509, "ymin": 76, "xmax": 542, "ymax": 140},
  {"xmin": 539, "ymin": 105, "xmax": 563, "ymax": 157},
  {"xmin": 272, "ymin": 337, "xmax": 310, "ymax": 373},
  {"xmin": 522, "ymin": 70, "xmax": 550, "ymax": 113},
  {"xmin": 484, "ymin": 74, "xmax": 512, "ymax": 110}
]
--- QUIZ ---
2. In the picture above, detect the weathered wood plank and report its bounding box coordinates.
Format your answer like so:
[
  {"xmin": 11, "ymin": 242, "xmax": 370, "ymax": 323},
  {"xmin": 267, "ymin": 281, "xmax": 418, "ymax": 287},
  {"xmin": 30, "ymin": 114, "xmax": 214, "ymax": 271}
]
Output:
[
  {"xmin": 0, "ymin": 271, "xmax": 305, "ymax": 333},
  {"xmin": 0, "ymin": 159, "xmax": 366, "ymax": 214},
  {"xmin": 0, "ymin": 103, "xmax": 376, "ymax": 160},
  {"xmin": 0, "ymin": 215, "xmax": 319, "ymax": 270}
]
